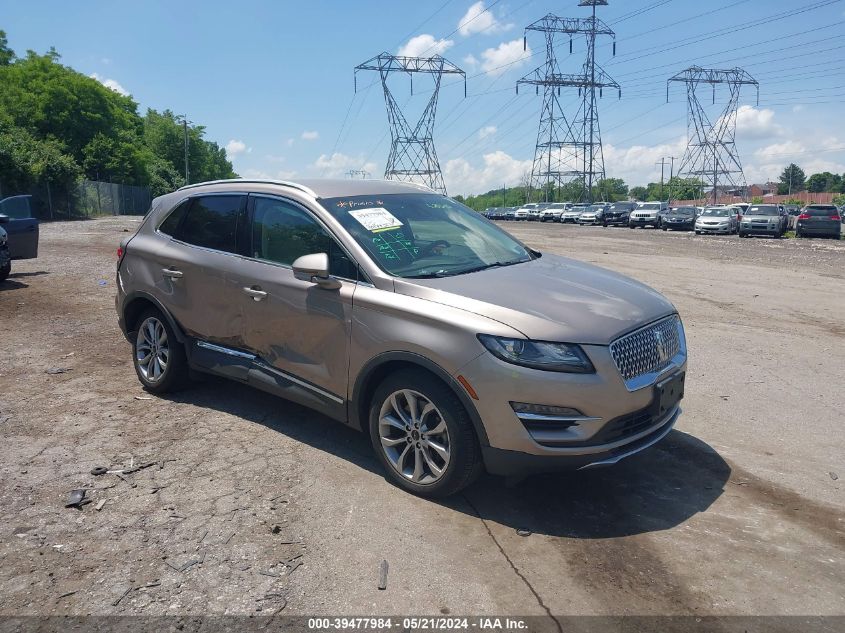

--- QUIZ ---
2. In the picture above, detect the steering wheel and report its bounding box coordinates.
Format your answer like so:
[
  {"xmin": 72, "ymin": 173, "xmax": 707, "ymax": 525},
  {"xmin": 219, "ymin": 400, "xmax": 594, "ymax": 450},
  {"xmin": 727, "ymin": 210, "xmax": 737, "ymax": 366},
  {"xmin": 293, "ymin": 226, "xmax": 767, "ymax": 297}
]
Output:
[{"xmin": 419, "ymin": 240, "xmax": 450, "ymax": 257}]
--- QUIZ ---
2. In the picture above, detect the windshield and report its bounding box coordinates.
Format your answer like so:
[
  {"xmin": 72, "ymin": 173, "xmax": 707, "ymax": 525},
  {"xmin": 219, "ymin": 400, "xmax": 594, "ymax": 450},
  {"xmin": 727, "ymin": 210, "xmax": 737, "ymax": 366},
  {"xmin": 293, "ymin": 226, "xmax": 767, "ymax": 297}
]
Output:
[
  {"xmin": 609, "ymin": 203, "xmax": 633, "ymax": 211},
  {"xmin": 702, "ymin": 208, "xmax": 730, "ymax": 217},
  {"xmin": 320, "ymin": 193, "xmax": 534, "ymax": 279},
  {"xmin": 747, "ymin": 206, "xmax": 779, "ymax": 216},
  {"xmin": 670, "ymin": 208, "xmax": 695, "ymax": 216},
  {"xmin": 639, "ymin": 203, "xmax": 662, "ymax": 211}
]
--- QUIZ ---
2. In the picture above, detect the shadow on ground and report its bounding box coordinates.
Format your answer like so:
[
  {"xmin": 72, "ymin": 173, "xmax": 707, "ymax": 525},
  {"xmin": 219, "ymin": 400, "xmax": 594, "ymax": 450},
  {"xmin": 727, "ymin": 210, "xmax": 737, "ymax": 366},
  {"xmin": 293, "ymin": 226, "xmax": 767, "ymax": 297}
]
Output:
[{"xmin": 162, "ymin": 376, "xmax": 729, "ymax": 540}]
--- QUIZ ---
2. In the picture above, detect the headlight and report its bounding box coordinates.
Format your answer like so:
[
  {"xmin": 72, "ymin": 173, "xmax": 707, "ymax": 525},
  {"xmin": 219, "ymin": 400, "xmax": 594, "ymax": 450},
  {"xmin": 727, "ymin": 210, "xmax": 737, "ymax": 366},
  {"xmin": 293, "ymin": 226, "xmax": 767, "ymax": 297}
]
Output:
[{"xmin": 477, "ymin": 335, "xmax": 595, "ymax": 373}]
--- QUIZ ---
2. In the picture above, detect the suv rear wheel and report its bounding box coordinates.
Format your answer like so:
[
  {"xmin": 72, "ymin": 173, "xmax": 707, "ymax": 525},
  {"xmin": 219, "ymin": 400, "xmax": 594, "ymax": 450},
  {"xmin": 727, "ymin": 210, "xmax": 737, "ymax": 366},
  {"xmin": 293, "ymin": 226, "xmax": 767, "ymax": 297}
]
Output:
[
  {"xmin": 369, "ymin": 369, "xmax": 481, "ymax": 497},
  {"xmin": 0, "ymin": 262, "xmax": 10, "ymax": 282},
  {"xmin": 132, "ymin": 308, "xmax": 188, "ymax": 393}
]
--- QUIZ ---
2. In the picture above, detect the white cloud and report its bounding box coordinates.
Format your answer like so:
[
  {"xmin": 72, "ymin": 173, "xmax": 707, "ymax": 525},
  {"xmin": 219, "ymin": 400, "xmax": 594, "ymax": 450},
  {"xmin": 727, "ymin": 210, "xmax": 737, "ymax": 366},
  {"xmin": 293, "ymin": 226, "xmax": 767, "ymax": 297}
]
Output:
[
  {"xmin": 90, "ymin": 73, "xmax": 128, "ymax": 96},
  {"xmin": 602, "ymin": 136, "xmax": 688, "ymax": 186},
  {"xmin": 733, "ymin": 105, "xmax": 782, "ymax": 140},
  {"xmin": 301, "ymin": 130, "xmax": 319, "ymax": 141},
  {"xmin": 398, "ymin": 34, "xmax": 453, "ymax": 57},
  {"xmin": 463, "ymin": 54, "xmax": 479, "ymax": 69},
  {"xmin": 444, "ymin": 150, "xmax": 532, "ymax": 196},
  {"xmin": 225, "ymin": 139, "xmax": 249, "ymax": 156},
  {"xmin": 478, "ymin": 126, "xmax": 497, "ymax": 139},
  {"xmin": 286, "ymin": 138, "xmax": 295, "ymax": 147},
  {"xmin": 458, "ymin": 1, "xmax": 511, "ymax": 36},
  {"xmin": 480, "ymin": 39, "xmax": 531, "ymax": 76},
  {"xmin": 313, "ymin": 152, "xmax": 378, "ymax": 179}
]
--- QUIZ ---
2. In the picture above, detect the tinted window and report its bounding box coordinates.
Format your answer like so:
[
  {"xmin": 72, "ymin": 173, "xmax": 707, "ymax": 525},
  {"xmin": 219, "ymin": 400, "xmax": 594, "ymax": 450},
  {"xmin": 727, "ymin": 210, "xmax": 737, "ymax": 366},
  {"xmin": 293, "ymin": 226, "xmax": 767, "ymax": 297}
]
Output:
[
  {"xmin": 748, "ymin": 206, "xmax": 779, "ymax": 216},
  {"xmin": 0, "ymin": 196, "xmax": 33, "ymax": 219},
  {"xmin": 158, "ymin": 200, "xmax": 189, "ymax": 236},
  {"xmin": 179, "ymin": 195, "xmax": 243, "ymax": 253},
  {"xmin": 806, "ymin": 207, "xmax": 836, "ymax": 217},
  {"xmin": 251, "ymin": 197, "xmax": 356, "ymax": 279}
]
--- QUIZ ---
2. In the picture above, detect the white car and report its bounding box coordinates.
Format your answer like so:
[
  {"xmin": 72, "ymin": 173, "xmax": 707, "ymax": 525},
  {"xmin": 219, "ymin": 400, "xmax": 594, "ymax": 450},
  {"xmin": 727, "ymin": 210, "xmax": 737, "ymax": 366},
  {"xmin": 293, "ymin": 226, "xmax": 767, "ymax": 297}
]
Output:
[
  {"xmin": 629, "ymin": 202, "xmax": 666, "ymax": 228},
  {"xmin": 514, "ymin": 203, "xmax": 538, "ymax": 221},
  {"xmin": 695, "ymin": 207, "xmax": 738, "ymax": 234},
  {"xmin": 577, "ymin": 204, "xmax": 607, "ymax": 225},
  {"xmin": 540, "ymin": 203, "xmax": 568, "ymax": 222},
  {"xmin": 562, "ymin": 204, "xmax": 589, "ymax": 223}
]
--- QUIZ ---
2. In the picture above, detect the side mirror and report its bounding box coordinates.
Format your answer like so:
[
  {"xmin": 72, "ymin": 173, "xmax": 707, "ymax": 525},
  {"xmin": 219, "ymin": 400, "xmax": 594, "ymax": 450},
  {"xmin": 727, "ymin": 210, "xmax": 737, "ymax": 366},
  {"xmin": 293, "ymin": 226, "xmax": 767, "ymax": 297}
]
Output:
[
  {"xmin": 292, "ymin": 252, "xmax": 341, "ymax": 290},
  {"xmin": 0, "ymin": 214, "xmax": 8, "ymax": 225}
]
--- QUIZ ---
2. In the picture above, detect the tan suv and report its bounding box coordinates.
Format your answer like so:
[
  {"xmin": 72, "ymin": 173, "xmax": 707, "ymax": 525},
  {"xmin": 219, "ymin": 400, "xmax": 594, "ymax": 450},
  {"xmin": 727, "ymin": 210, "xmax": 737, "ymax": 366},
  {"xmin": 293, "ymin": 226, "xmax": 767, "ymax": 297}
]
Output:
[{"xmin": 116, "ymin": 179, "xmax": 687, "ymax": 496}]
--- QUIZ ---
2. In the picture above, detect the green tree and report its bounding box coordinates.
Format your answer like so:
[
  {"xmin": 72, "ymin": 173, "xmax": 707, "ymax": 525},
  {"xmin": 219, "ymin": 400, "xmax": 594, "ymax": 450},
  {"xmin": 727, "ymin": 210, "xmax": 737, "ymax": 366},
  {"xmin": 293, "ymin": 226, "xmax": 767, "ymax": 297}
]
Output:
[
  {"xmin": 0, "ymin": 30, "xmax": 14, "ymax": 65},
  {"xmin": 593, "ymin": 178, "xmax": 627, "ymax": 201},
  {"xmin": 667, "ymin": 176, "xmax": 704, "ymax": 201},
  {"xmin": 777, "ymin": 163, "xmax": 805, "ymax": 195},
  {"xmin": 806, "ymin": 172, "xmax": 842, "ymax": 193},
  {"xmin": 629, "ymin": 186, "xmax": 648, "ymax": 201}
]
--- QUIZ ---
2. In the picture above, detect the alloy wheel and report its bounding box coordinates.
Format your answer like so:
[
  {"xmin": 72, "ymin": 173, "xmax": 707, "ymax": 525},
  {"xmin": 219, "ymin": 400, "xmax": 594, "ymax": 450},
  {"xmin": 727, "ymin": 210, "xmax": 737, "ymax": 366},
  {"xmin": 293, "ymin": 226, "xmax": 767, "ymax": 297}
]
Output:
[
  {"xmin": 378, "ymin": 389, "xmax": 451, "ymax": 485},
  {"xmin": 136, "ymin": 316, "xmax": 169, "ymax": 383}
]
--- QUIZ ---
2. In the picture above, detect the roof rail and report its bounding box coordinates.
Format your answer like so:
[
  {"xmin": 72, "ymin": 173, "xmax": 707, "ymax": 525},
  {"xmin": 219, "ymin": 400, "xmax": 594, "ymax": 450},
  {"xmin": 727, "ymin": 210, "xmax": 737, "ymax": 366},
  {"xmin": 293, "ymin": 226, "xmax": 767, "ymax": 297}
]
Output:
[{"xmin": 176, "ymin": 179, "xmax": 318, "ymax": 198}]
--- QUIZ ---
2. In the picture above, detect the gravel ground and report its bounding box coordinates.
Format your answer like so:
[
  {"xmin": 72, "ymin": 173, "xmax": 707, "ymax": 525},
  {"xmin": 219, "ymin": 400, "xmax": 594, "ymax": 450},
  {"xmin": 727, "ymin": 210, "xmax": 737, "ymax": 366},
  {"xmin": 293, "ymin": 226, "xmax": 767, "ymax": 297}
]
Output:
[{"xmin": 0, "ymin": 217, "xmax": 842, "ymax": 619}]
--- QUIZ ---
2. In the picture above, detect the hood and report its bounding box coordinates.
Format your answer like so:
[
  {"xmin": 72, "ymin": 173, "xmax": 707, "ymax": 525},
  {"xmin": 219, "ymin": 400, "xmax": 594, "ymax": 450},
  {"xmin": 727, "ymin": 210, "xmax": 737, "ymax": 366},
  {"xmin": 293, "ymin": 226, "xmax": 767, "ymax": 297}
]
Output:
[
  {"xmin": 743, "ymin": 214, "xmax": 779, "ymax": 221},
  {"xmin": 393, "ymin": 254, "xmax": 676, "ymax": 345},
  {"xmin": 665, "ymin": 215, "xmax": 694, "ymax": 221}
]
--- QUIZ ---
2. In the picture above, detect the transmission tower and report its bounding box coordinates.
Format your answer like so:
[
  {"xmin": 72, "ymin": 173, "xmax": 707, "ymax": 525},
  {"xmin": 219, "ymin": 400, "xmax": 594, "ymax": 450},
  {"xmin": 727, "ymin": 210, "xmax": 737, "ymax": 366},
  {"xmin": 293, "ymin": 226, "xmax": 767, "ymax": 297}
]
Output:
[
  {"xmin": 355, "ymin": 53, "xmax": 465, "ymax": 194},
  {"xmin": 667, "ymin": 66, "xmax": 759, "ymax": 205},
  {"xmin": 517, "ymin": 1, "xmax": 619, "ymax": 203}
]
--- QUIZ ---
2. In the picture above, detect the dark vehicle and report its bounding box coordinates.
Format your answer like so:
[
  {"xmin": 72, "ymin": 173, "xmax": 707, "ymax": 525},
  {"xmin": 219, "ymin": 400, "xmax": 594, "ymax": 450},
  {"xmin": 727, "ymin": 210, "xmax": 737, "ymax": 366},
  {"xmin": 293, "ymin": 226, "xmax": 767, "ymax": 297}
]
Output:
[
  {"xmin": 602, "ymin": 202, "xmax": 635, "ymax": 227},
  {"xmin": 661, "ymin": 206, "xmax": 697, "ymax": 231},
  {"xmin": 0, "ymin": 195, "xmax": 39, "ymax": 281},
  {"xmin": 795, "ymin": 205, "xmax": 841, "ymax": 239},
  {"xmin": 738, "ymin": 205, "xmax": 784, "ymax": 238}
]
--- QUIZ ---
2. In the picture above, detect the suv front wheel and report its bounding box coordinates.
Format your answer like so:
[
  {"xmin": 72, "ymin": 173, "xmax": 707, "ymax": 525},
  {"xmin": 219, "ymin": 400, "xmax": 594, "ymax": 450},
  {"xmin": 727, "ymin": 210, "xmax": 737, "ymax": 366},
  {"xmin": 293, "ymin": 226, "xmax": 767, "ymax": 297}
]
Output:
[
  {"xmin": 132, "ymin": 308, "xmax": 189, "ymax": 393},
  {"xmin": 369, "ymin": 369, "xmax": 482, "ymax": 497}
]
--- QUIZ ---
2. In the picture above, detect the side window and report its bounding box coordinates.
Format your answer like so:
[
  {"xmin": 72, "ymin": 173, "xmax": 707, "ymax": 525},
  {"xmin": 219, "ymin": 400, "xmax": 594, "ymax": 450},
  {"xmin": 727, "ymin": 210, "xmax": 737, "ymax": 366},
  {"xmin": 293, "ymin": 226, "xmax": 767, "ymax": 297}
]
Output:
[
  {"xmin": 179, "ymin": 195, "xmax": 243, "ymax": 253},
  {"xmin": 251, "ymin": 197, "xmax": 357, "ymax": 279},
  {"xmin": 157, "ymin": 200, "xmax": 189, "ymax": 236}
]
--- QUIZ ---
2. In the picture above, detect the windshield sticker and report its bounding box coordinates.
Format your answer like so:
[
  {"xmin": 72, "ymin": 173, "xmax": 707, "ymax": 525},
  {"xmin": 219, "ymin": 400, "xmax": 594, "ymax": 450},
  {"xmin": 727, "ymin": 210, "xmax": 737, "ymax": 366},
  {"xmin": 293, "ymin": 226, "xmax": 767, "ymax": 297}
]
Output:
[
  {"xmin": 336, "ymin": 199, "xmax": 384, "ymax": 209},
  {"xmin": 349, "ymin": 207, "xmax": 404, "ymax": 233},
  {"xmin": 372, "ymin": 232, "xmax": 419, "ymax": 261}
]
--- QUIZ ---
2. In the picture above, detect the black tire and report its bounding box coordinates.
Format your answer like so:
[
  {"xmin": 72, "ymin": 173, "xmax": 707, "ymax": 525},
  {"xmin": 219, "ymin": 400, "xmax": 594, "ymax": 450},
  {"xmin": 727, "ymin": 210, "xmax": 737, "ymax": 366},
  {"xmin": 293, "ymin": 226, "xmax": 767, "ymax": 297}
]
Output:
[
  {"xmin": 694, "ymin": 230, "xmax": 701, "ymax": 235},
  {"xmin": 0, "ymin": 262, "xmax": 10, "ymax": 283},
  {"xmin": 368, "ymin": 369, "xmax": 482, "ymax": 498},
  {"xmin": 131, "ymin": 308, "xmax": 189, "ymax": 393},
  {"xmin": 795, "ymin": 230, "xmax": 802, "ymax": 238}
]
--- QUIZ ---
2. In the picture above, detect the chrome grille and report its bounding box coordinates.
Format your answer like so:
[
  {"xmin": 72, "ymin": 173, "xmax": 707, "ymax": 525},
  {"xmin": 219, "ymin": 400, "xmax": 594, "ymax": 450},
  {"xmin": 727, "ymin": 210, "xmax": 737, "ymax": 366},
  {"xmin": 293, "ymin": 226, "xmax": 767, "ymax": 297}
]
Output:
[{"xmin": 610, "ymin": 316, "xmax": 682, "ymax": 381}]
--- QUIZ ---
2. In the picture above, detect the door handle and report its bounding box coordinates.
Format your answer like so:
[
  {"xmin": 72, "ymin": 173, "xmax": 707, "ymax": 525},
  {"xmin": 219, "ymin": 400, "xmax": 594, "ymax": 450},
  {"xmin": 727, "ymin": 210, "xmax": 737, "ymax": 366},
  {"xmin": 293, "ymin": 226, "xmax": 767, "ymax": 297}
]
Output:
[
  {"xmin": 162, "ymin": 268, "xmax": 183, "ymax": 279},
  {"xmin": 242, "ymin": 286, "xmax": 267, "ymax": 301}
]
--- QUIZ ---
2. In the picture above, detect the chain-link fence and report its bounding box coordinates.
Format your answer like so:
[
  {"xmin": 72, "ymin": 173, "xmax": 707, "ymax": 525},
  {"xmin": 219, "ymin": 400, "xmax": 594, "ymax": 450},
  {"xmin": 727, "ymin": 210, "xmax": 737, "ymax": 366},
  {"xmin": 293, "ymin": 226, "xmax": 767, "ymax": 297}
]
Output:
[
  {"xmin": 0, "ymin": 180, "xmax": 152, "ymax": 220},
  {"xmin": 70, "ymin": 180, "xmax": 152, "ymax": 217}
]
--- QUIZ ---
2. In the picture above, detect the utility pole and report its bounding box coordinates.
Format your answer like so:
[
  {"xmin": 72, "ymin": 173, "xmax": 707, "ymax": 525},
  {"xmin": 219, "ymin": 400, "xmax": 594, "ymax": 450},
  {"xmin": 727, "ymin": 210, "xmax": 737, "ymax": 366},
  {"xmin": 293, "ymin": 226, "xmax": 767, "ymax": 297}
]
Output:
[
  {"xmin": 355, "ymin": 53, "xmax": 465, "ymax": 194},
  {"xmin": 656, "ymin": 157, "xmax": 667, "ymax": 202},
  {"xmin": 502, "ymin": 183, "xmax": 506, "ymax": 207},
  {"xmin": 668, "ymin": 67, "xmax": 758, "ymax": 209},
  {"xmin": 517, "ymin": 1, "xmax": 619, "ymax": 204},
  {"xmin": 177, "ymin": 114, "xmax": 191, "ymax": 185}
]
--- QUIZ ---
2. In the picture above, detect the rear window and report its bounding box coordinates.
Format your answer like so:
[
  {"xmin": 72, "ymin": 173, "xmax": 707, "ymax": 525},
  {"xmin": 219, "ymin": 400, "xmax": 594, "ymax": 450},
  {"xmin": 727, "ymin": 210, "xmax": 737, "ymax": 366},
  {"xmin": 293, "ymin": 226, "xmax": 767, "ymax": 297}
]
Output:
[
  {"xmin": 158, "ymin": 200, "xmax": 189, "ymax": 236},
  {"xmin": 179, "ymin": 195, "xmax": 244, "ymax": 253},
  {"xmin": 805, "ymin": 207, "xmax": 837, "ymax": 217}
]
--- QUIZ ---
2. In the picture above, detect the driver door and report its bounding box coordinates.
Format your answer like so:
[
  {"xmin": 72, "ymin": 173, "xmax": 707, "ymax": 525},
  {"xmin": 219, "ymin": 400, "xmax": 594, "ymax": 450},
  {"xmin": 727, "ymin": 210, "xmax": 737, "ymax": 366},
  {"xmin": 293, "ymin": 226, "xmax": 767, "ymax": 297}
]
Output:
[{"xmin": 238, "ymin": 194, "xmax": 357, "ymax": 404}]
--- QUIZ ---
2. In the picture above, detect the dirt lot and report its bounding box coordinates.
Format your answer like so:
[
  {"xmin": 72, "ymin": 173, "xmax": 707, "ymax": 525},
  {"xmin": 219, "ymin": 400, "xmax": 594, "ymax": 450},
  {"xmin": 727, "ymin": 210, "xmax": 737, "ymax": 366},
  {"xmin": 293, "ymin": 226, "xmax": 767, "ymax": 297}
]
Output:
[{"xmin": 0, "ymin": 217, "xmax": 843, "ymax": 619}]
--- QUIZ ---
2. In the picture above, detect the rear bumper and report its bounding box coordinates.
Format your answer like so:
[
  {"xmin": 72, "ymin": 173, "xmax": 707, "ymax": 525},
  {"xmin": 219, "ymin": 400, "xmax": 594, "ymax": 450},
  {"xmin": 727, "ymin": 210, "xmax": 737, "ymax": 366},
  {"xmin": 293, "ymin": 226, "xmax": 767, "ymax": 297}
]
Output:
[
  {"xmin": 797, "ymin": 224, "xmax": 841, "ymax": 236},
  {"xmin": 482, "ymin": 406, "xmax": 680, "ymax": 475}
]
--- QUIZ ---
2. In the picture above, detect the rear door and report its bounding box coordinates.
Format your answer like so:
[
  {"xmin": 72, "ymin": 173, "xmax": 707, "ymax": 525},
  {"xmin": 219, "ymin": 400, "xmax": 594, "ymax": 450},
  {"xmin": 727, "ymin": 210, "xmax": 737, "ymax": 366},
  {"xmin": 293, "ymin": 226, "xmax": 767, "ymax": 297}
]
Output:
[
  {"xmin": 0, "ymin": 196, "xmax": 39, "ymax": 259},
  {"xmin": 158, "ymin": 193, "xmax": 250, "ymax": 348}
]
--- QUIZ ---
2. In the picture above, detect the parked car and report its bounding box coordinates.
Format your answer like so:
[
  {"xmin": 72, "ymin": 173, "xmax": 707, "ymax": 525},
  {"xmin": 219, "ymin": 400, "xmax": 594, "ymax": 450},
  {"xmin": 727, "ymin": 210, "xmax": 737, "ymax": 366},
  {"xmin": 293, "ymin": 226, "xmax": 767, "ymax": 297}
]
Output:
[
  {"xmin": 561, "ymin": 204, "xmax": 588, "ymax": 224},
  {"xmin": 503, "ymin": 207, "xmax": 517, "ymax": 221},
  {"xmin": 738, "ymin": 205, "xmax": 785, "ymax": 238},
  {"xmin": 0, "ymin": 195, "xmax": 40, "ymax": 281},
  {"xmin": 730, "ymin": 203, "xmax": 750, "ymax": 215},
  {"xmin": 577, "ymin": 203, "xmax": 606, "ymax": 226},
  {"xmin": 786, "ymin": 206, "xmax": 801, "ymax": 230},
  {"xmin": 540, "ymin": 203, "xmax": 567, "ymax": 222},
  {"xmin": 795, "ymin": 205, "xmax": 842, "ymax": 239},
  {"xmin": 661, "ymin": 206, "xmax": 697, "ymax": 231},
  {"xmin": 629, "ymin": 202, "xmax": 666, "ymax": 229},
  {"xmin": 694, "ymin": 207, "xmax": 737, "ymax": 235},
  {"xmin": 0, "ymin": 223, "xmax": 9, "ymax": 282},
  {"xmin": 514, "ymin": 203, "xmax": 537, "ymax": 221},
  {"xmin": 602, "ymin": 202, "xmax": 635, "ymax": 227},
  {"xmin": 116, "ymin": 179, "xmax": 687, "ymax": 497}
]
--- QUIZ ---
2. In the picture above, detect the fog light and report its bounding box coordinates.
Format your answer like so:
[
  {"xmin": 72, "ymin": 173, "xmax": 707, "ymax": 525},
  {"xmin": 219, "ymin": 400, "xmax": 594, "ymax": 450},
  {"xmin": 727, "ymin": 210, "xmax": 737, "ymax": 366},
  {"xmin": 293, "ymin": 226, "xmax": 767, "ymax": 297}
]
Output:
[{"xmin": 510, "ymin": 402, "xmax": 583, "ymax": 417}]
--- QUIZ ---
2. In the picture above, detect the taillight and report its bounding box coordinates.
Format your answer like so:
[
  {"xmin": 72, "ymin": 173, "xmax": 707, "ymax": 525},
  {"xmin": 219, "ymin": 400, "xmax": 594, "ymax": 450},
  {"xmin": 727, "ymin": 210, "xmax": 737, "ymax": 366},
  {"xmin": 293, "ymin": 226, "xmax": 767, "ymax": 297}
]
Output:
[
  {"xmin": 831, "ymin": 215, "xmax": 841, "ymax": 221},
  {"xmin": 116, "ymin": 246, "xmax": 123, "ymax": 260},
  {"xmin": 798, "ymin": 213, "xmax": 811, "ymax": 220}
]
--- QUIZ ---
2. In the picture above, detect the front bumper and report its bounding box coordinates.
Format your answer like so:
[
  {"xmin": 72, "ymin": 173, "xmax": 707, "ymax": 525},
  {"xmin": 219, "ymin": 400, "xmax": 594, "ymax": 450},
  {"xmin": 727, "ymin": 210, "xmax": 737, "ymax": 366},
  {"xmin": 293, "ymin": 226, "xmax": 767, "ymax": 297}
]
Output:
[
  {"xmin": 664, "ymin": 221, "xmax": 694, "ymax": 230},
  {"xmin": 696, "ymin": 224, "xmax": 731, "ymax": 233},
  {"xmin": 630, "ymin": 217, "xmax": 658, "ymax": 226},
  {"xmin": 482, "ymin": 406, "xmax": 679, "ymax": 475},
  {"xmin": 741, "ymin": 223, "xmax": 780, "ymax": 235},
  {"xmin": 603, "ymin": 216, "xmax": 628, "ymax": 225},
  {"xmin": 458, "ymin": 339, "xmax": 686, "ymax": 473}
]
